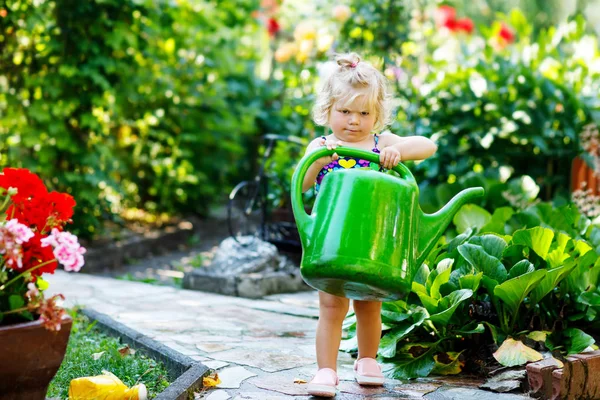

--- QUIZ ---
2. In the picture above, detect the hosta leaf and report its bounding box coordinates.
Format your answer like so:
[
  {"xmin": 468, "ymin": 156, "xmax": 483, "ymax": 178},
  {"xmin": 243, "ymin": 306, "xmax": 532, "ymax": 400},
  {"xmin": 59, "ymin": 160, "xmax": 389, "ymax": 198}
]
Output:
[
  {"xmin": 379, "ymin": 310, "xmax": 427, "ymax": 358},
  {"xmin": 453, "ymin": 204, "xmax": 492, "ymax": 234},
  {"xmin": 458, "ymin": 243, "xmax": 508, "ymax": 282},
  {"xmin": 480, "ymin": 207, "xmax": 514, "ymax": 234},
  {"xmin": 493, "ymin": 338, "xmax": 543, "ymax": 367},
  {"xmin": 529, "ymin": 261, "xmax": 578, "ymax": 305},
  {"xmin": 382, "ymin": 343, "xmax": 437, "ymax": 379},
  {"xmin": 564, "ymin": 328, "xmax": 595, "ymax": 355},
  {"xmin": 459, "ymin": 272, "xmax": 483, "ymax": 292},
  {"xmin": 508, "ymin": 260, "xmax": 534, "ymax": 280},
  {"xmin": 494, "ymin": 270, "xmax": 547, "ymax": 315},
  {"xmin": 455, "ymin": 322, "xmax": 485, "ymax": 335},
  {"xmin": 512, "ymin": 227, "xmax": 554, "ymax": 260},
  {"xmin": 468, "ymin": 234, "xmax": 508, "ymax": 259},
  {"xmin": 381, "ymin": 309, "xmax": 411, "ymax": 324},
  {"xmin": 431, "ymin": 264, "xmax": 452, "ymax": 300},
  {"xmin": 429, "ymin": 289, "xmax": 473, "ymax": 326},
  {"xmin": 527, "ymin": 331, "xmax": 550, "ymax": 342},
  {"xmin": 431, "ymin": 351, "xmax": 465, "ymax": 375},
  {"xmin": 546, "ymin": 232, "xmax": 571, "ymax": 269},
  {"xmin": 447, "ymin": 228, "xmax": 473, "ymax": 254},
  {"xmin": 564, "ymin": 250, "xmax": 600, "ymax": 294},
  {"xmin": 340, "ymin": 334, "xmax": 358, "ymax": 353},
  {"xmin": 414, "ymin": 264, "xmax": 430, "ymax": 285},
  {"xmin": 578, "ymin": 290, "xmax": 600, "ymax": 306}
]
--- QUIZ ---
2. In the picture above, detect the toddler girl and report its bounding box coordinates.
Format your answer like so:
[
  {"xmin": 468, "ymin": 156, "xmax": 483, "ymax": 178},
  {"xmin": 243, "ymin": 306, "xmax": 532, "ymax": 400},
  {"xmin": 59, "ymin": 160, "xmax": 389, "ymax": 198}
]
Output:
[{"xmin": 302, "ymin": 52, "xmax": 438, "ymax": 397}]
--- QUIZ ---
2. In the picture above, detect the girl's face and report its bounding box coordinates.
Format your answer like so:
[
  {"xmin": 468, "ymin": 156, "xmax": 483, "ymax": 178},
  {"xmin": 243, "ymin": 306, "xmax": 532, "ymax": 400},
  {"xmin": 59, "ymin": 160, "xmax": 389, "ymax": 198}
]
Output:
[{"xmin": 329, "ymin": 92, "xmax": 377, "ymax": 142}]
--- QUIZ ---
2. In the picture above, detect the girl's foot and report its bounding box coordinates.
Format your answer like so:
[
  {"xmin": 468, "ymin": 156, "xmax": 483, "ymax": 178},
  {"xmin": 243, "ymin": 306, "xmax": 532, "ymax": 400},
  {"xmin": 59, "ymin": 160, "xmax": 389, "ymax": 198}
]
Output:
[
  {"xmin": 354, "ymin": 358, "xmax": 384, "ymax": 386},
  {"xmin": 307, "ymin": 368, "xmax": 338, "ymax": 397}
]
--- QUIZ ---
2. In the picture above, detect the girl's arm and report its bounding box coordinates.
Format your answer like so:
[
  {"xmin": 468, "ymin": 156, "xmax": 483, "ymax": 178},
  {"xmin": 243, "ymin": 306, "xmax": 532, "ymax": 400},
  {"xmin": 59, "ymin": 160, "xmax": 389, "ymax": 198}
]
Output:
[
  {"xmin": 301, "ymin": 138, "xmax": 332, "ymax": 192},
  {"xmin": 380, "ymin": 132, "xmax": 438, "ymax": 161}
]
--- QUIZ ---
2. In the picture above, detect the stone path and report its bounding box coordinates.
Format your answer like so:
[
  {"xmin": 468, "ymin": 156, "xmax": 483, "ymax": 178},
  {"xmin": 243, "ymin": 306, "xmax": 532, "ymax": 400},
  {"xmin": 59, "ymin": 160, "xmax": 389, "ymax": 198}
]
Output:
[{"xmin": 46, "ymin": 271, "xmax": 531, "ymax": 399}]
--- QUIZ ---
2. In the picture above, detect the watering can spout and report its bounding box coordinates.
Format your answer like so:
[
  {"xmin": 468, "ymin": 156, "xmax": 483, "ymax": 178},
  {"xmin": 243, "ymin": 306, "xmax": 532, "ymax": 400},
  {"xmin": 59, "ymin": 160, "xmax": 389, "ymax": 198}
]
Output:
[{"xmin": 416, "ymin": 187, "xmax": 485, "ymax": 267}]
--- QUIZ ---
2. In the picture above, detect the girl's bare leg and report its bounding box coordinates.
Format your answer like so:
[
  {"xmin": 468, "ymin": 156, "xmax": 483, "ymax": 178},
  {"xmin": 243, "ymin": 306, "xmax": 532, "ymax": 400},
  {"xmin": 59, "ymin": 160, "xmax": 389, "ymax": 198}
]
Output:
[
  {"xmin": 316, "ymin": 291, "xmax": 350, "ymax": 370},
  {"xmin": 353, "ymin": 300, "xmax": 382, "ymax": 359}
]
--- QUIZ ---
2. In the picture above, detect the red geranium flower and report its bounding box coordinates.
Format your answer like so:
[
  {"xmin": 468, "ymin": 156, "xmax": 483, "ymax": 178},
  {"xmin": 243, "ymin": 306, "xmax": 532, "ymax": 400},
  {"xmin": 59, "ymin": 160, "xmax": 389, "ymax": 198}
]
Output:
[
  {"xmin": 20, "ymin": 232, "xmax": 58, "ymax": 276},
  {"xmin": 0, "ymin": 168, "xmax": 47, "ymax": 204}
]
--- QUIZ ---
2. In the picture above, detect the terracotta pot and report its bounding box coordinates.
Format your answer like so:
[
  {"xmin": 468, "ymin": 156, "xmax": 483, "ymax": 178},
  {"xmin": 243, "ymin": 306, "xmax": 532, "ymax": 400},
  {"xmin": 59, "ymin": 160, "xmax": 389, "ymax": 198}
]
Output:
[
  {"xmin": 571, "ymin": 156, "xmax": 600, "ymax": 195},
  {"xmin": 0, "ymin": 314, "xmax": 72, "ymax": 400}
]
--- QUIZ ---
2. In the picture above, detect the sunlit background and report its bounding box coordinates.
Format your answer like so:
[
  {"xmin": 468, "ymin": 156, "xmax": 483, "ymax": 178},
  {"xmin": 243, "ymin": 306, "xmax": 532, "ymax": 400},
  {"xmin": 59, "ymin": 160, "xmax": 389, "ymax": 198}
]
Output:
[{"xmin": 1, "ymin": 0, "xmax": 600, "ymax": 240}]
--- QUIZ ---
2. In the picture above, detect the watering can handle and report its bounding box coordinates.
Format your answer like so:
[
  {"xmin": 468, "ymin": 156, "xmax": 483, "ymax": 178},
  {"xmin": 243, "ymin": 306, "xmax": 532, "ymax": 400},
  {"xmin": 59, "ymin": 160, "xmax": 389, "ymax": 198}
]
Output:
[{"xmin": 291, "ymin": 147, "xmax": 416, "ymax": 227}]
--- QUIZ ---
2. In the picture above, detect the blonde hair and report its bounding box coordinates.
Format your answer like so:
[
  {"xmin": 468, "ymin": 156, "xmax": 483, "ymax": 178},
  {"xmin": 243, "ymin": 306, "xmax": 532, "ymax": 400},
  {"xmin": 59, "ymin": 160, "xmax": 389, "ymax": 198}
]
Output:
[{"xmin": 313, "ymin": 52, "xmax": 392, "ymax": 132}]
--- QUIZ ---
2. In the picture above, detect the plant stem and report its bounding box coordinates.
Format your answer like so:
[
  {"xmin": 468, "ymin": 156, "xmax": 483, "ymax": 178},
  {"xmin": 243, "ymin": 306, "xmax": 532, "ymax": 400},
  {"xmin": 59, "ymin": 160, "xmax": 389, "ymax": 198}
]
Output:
[
  {"xmin": 0, "ymin": 259, "xmax": 56, "ymax": 291},
  {"xmin": 0, "ymin": 306, "xmax": 28, "ymax": 316}
]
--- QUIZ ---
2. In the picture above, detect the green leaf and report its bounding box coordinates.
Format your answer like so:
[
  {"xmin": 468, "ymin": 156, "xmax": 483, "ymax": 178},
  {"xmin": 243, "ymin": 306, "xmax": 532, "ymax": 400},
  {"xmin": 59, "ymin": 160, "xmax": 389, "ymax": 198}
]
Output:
[
  {"xmin": 429, "ymin": 289, "xmax": 473, "ymax": 326},
  {"xmin": 453, "ymin": 204, "xmax": 492, "ymax": 234},
  {"xmin": 512, "ymin": 227, "xmax": 555, "ymax": 259},
  {"xmin": 459, "ymin": 272, "xmax": 483, "ymax": 292},
  {"xmin": 546, "ymin": 232, "xmax": 571, "ymax": 269},
  {"xmin": 458, "ymin": 243, "xmax": 508, "ymax": 282},
  {"xmin": 382, "ymin": 343, "xmax": 437, "ymax": 379},
  {"xmin": 414, "ymin": 264, "xmax": 430, "ymax": 285},
  {"xmin": 494, "ymin": 270, "xmax": 547, "ymax": 315},
  {"xmin": 431, "ymin": 351, "xmax": 465, "ymax": 375},
  {"xmin": 431, "ymin": 263, "xmax": 452, "ymax": 300},
  {"xmin": 455, "ymin": 322, "xmax": 485, "ymax": 335},
  {"xmin": 340, "ymin": 335, "xmax": 358, "ymax": 353},
  {"xmin": 481, "ymin": 207, "xmax": 515, "ymax": 234},
  {"xmin": 483, "ymin": 322, "xmax": 502, "ymax": 345},
  {"xmin": 508, "ymin": 260, "xmax": 534, "ymax": 279},
  {"xmin": 529, "ymin": 261, "xmax": 578, "ymax": 305},
  {"xmin": 379, "ymin": 310, "xmax": 427, "ymax": 358},
  {"xmin": 468, "ymin": 234, "xmax": 508, "ymax": 259},
  {"xmin": 493, "ymin": 338, "xmax": 543, "ymax": 367},
  {"xmin": 9, "ymin": 295, "xmax": 25, "ymax": 310},
  {"xmin": 564, "ymin": 328, "xmax": 595, "ymax": 355}
]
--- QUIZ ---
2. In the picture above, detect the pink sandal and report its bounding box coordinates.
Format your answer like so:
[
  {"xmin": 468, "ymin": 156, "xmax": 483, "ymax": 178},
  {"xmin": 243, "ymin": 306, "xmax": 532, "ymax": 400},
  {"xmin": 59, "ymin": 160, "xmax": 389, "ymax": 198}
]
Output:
[
  {"xmin": 307, "ymin": 368, "xmax": 339, "ymax": 397},
  {"xmin": 354, "ymin": 358, "xmax": 384, "ymax": 386}
]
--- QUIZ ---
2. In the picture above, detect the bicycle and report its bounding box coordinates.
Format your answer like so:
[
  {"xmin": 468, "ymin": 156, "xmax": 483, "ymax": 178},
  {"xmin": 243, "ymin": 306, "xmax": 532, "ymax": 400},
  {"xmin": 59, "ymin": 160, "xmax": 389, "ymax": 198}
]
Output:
[{"xmin": 227, "ymin": 133, "xmax": 308, "ymax": 253}]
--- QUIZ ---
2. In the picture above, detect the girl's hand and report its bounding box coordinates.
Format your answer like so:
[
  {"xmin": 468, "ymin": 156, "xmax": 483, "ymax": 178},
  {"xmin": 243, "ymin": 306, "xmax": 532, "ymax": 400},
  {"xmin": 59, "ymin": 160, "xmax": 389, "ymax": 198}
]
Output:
[
  {"xmin": 379, "ymin": 146, "xmax": 402, "ymax": 169},
  {"xmin": 316, "ymin": 137, "xmax": 342, "ymax": 166}
]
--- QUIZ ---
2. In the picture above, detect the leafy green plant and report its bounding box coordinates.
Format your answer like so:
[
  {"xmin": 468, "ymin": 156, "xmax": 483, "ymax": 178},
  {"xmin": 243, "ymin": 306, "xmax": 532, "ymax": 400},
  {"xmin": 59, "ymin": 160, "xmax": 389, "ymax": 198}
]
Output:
[{"xmin": 342, "ymin": 201, "xmax": 600, "ymax": 378}]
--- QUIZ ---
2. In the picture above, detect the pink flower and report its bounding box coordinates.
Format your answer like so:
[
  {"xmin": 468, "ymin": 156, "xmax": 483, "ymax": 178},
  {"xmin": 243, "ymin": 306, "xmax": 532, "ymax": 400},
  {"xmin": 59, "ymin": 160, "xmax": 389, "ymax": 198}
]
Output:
[
  {"xmin": 4, "ymin": 219, "xmax": 34, "ymax": 244},
  {"xmin": 41, "ymin": 228, "xmax": 86, "ymax": 272}
]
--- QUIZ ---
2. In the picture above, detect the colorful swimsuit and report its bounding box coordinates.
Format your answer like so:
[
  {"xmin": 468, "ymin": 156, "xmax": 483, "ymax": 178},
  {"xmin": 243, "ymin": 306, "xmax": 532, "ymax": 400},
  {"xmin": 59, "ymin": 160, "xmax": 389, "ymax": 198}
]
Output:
[{"xmin": 315, "ymin": 134, "xmax": 386, "ymax": 193}]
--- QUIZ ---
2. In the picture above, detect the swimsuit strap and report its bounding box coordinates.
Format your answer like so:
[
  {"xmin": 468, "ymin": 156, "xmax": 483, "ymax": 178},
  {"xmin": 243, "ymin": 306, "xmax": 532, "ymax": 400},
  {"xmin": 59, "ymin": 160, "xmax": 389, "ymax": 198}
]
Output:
[{"xmin": 373, "ymin": 133, "xmax": 379, "ymax": 149}]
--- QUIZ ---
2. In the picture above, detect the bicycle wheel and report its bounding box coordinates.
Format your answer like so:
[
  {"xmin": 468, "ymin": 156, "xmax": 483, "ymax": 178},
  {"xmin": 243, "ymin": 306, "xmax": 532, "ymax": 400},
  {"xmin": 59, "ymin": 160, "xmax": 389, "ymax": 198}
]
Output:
[{"xmin": 227, "ymin": 180, "xmax": 264, "ymax": 244}]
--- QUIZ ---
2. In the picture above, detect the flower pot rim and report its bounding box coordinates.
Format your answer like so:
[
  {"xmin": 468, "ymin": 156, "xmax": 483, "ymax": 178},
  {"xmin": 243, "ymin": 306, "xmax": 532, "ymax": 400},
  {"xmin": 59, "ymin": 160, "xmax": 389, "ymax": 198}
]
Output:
[{"xmin": 0, "ymin": 313, "xmax": 72, "ymax": 332}]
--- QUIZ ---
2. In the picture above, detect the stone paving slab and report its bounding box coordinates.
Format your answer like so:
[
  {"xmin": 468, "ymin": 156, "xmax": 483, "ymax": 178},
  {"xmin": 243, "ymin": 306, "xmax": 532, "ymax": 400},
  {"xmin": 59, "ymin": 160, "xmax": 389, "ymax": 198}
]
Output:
[{"xmin": 46, "ymin": 271, "xmax": 531, "ymax": 399}]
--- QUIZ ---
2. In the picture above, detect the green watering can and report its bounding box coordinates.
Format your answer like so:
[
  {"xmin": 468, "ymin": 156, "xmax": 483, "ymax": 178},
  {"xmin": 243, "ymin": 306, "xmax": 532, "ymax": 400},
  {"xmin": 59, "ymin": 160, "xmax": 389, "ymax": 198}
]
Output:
[{"xmin": 291, "ymin": 147, "xmax": 485, "ymax": 301}]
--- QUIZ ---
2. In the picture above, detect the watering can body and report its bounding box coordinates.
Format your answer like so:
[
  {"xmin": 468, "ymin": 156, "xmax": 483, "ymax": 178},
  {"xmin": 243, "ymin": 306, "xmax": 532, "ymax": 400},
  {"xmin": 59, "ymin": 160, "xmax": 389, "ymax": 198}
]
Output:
[{"xmin": 291, "ymin": 147, "xmax": 484, "ymax": 301}]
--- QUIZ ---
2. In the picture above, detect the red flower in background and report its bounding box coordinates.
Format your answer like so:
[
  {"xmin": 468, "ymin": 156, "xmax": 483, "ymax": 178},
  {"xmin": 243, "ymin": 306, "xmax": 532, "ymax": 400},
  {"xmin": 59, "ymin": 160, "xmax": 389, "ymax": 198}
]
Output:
[
  {"xmin": 498, "ymin": 23, "xmax": 515, "ymax": 44},
  {"xmin": 434, "ymin": 5, "xmax": 456, "ymax": 28},
  {"xmin": 434, "ymin": 5, "xmax": 474, "ymax": 35},
  {"xmin": 267, "ymin": 18, "xmax": 280, "ymax": 37},
  {"xmin": 454, "ymin": 18, "xmax": 474, "ymax": 34}
]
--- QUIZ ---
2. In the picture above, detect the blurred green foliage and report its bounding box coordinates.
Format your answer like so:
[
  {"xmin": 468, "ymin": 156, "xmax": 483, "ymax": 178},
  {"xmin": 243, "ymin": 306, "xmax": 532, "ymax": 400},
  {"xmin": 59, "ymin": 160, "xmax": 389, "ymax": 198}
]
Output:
[
  {"xmin": 335, "ymin": 6, "xmax": 600, "ymax": 207},
  {"xmin": 0, "ymin": 0, "xmax": 268, "ymax": 238}
]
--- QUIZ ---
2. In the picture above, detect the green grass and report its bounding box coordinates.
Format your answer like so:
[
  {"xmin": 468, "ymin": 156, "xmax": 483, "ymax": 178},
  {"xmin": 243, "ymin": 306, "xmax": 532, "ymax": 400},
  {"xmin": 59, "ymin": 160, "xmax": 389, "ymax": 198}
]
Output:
[{"xmin": 47, "ymin": 310, "xmax": 170, "ymax": 399}]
